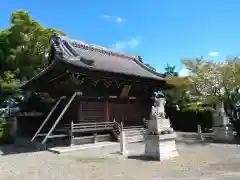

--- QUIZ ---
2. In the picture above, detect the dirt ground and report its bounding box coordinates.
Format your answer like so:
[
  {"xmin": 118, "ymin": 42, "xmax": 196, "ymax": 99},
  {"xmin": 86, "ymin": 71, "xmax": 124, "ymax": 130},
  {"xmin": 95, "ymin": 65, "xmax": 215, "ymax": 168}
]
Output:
[{"xmin": 1, "ymin": 141, "xmax": 240, "ymax": 180}]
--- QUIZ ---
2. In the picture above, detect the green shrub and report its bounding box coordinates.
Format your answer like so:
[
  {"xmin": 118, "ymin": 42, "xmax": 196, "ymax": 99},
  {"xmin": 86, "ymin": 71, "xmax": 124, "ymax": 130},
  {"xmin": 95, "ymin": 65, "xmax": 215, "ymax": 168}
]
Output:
[
  {"xmin": 181, "ymin": 103, "xmax": 215, "ymax": 113},
  {"xmin": 172, "ymin": 103, "xmax": 214, "ymax": 132},
  {"xmin": 0, "ymin": 120, "xmax": 13, "ymax": 145}
]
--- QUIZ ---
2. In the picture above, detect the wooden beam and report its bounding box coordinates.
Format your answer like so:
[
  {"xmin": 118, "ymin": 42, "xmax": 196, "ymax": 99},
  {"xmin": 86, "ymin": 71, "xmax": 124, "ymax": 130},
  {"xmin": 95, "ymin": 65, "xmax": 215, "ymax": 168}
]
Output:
[
  {"xmin": 105, "ymin": 97, "xmax": 109, "ymax": 122},
  {"xmin": 41, "ymin": 92, "xmax": 79, "ymax": 144},
  {"xmin": 79, "ymin": 102, "xmax": 83, "ymax": 122},
  {"xmin": 109, "ymin": 96, "xmax": 117, "ymax": 98},
  {"xmin": 119, "ymin": 85, "xmax": 132, "ymax": 98},
  {"xmin": 31, "ymin": 96, "xmax": 65, "ymax": 142},
  {"xmin": 70, "ymin": 120, "xmax": 74, "ymax": 146}
]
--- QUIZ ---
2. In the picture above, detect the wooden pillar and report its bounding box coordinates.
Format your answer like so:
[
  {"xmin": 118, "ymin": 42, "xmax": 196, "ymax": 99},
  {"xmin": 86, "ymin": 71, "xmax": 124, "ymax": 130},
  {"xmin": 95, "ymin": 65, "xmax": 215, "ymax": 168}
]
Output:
[
  {"xmin": 122, "ymin": 98, "xmax": 130, "ymax": 126},
  {"xmin": 70, "ymin": 120, "xmax": 74, "ymax": 146},
  {"xmin": 105, "ymin": 96, "xmax": 109, "ymax": 122},
  {"xmin": 78, "ymin": 101, "xmax": 83, "ymax": 123}
]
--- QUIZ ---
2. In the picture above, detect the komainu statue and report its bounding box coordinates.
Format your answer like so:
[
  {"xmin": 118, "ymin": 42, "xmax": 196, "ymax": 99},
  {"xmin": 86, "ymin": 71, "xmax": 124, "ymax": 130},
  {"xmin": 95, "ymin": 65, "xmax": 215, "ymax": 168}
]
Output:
[
  {"xmin": 148, "ymin": 97, "xmax": 172, "ymax": 134},
  {"xmin": 151, "ymin": 97, "xmax": 166, "ymax": 120}
]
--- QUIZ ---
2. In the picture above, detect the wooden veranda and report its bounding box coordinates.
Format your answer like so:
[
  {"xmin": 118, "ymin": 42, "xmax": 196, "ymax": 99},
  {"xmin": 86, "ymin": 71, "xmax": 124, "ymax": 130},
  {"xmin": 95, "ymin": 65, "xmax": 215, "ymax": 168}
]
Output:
[{"xmin": 30, "ymin": 92, "xmax": 149, "ymax": 146}]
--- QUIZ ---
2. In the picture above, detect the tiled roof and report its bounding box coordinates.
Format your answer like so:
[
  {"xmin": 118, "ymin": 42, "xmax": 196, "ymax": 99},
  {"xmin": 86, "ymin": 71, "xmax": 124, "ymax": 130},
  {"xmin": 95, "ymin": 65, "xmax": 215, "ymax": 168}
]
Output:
[{"xmin": 52, "ymin": 34, "xmax": 165, "ymax": 80}]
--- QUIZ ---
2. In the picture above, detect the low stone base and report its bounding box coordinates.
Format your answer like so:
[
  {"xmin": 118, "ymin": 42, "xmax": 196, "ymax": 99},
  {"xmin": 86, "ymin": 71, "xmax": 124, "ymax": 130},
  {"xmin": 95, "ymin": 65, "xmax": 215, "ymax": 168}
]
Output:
[
  {"xmin": 144, "ymin": 132, "xmax": 179, "ymax": 161},
  {"xmin": 213, "ymin": 126, "xmax": 235, "ymax": 142}
]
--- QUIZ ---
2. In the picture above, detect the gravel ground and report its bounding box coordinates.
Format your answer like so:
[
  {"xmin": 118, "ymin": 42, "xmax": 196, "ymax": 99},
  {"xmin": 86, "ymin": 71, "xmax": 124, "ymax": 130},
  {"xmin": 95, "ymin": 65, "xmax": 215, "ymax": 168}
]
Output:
[{"xmin": 1, "ymin": 141, "xmax": 240, "ymax": 180}]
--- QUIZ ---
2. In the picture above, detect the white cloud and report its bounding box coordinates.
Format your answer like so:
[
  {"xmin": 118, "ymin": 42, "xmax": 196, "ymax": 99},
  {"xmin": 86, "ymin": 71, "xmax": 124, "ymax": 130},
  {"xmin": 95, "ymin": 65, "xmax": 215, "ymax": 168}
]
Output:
[
  {"xmin": 112, "ymin": 38, "xmax": 139, "ymax": 50},
  {"xmin": 102, "ymin": 15, "xmax": 125, "ymax": 23},
  {"xmin": 102, "ymin": 14, "xmax": 112, "ymax": 19},
  {"xmin": 178, "ymin": 68, "xmax": 189, "ymax": 77},
  {"xmin": 115, "ymin": 17, "xmax": 124, "ymax": 23},
  {"xmin": 208, "ymin": 51, "xmax": 219, "ymax": 57}
]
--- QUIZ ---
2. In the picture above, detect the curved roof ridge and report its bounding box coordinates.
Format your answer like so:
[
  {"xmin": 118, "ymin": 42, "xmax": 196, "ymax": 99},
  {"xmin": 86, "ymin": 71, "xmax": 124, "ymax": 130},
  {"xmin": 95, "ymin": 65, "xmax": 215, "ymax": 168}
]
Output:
[
  {"xmin": 54, "ymin": 33, "xmax": 138, "ymax": 61},
  {"xmin": 52, "ymin": 33, "xmax": 165, "ymax": 79},
  {"xmin": 134, "ymin": 59, "xmax": 165, "ymax": 78}
]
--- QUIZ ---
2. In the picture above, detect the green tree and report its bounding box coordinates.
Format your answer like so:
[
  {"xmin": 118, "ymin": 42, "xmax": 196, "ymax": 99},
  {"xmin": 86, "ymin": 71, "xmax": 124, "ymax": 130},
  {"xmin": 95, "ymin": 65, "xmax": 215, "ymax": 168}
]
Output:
[
  {"xmin": 160, "ymin": 63, "xmax": 192, "ymax": 106},
  {"xmin": 182, "ymin": 58, "xmax": 240, "ymax": 104},
  {"xmin": 165, "ymin": 76, "xmax": 192, "ymax": 106},
  {"xmin": 1, "ymin": 10, "xmax": 66, "ymax": 81},
  {"xmin": 182, "ymin": 57, "xmax": 240, "ymax": 128},
  {"xmin": 164, "ymin": 64, "xmax": 178, "ymax": 77},
  {"xmin": 0, "ymin": 10, "xmax": 66, "ymax": 114}
]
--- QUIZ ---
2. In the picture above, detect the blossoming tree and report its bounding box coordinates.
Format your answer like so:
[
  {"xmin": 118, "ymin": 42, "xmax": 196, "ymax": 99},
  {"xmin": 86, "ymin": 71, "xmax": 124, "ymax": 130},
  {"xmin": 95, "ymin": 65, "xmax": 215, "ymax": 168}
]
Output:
[{"xmin": 183, "ymin": 57, "xmax": 240, "ymax": 120}]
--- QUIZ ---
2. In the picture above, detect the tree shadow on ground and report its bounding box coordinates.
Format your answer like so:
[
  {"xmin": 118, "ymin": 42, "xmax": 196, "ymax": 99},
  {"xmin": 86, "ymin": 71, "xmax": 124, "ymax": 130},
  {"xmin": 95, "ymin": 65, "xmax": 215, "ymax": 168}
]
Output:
[
  {"xmin": 176, "ymin": 139, "xmax": 212, "ymax": 146},
  {"xmin": 176, "ymin": 138, "xmax": 240, "ymax": 146},
  {"xmin": 0, "ymin": 144, "xmax": 44, "ymax": 156},
  {"xmin": 127, "ymin": 155, "xmax": 161, "ymax": 161},
  {"xmin": 176, "ymin": 132, "xmax": 240, "ymax": 145}
]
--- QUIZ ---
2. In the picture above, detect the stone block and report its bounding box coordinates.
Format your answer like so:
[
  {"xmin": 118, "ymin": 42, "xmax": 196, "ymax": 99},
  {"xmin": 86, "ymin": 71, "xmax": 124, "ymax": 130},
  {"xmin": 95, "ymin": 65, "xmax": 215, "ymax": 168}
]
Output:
[
  {"xmin": 147, "ymin": 119, "xmax": 171, "ymax": 134},
  {"xmin": 144, "ymin": 133, "xmax": 179, "ymax": 161}
]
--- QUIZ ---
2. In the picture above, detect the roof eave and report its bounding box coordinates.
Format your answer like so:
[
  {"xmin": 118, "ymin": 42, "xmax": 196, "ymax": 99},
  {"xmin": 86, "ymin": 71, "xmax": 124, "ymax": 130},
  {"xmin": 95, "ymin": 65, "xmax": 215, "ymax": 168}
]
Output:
[{"xmin": 20, "ymin": 61, "xmax": 56, "ymax": 90}]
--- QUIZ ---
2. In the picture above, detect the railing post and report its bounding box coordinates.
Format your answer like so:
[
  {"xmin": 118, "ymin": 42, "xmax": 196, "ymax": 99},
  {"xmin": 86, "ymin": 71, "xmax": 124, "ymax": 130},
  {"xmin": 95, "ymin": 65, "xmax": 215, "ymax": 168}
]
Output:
[
  {"xmin": 70, "ymin": 120, "xmax": 74, "ymax": 146},
  {"xmin": 197, "ymin": 124, "xmax": 204, "ymax": 140},
  {"xmin": 113, "ymin": 118, "xmax": 116, "ymax": 129},
  {"xmin": 93, "ymin": 133, "xmax": 97, "ymax": 143},
  {"xmin": 120, "ymin": 121, "xmax": 127, "ymax": 156},
  {"xmin": 142, "ymin": 117, "xmax": 147, "ymax": 128}
]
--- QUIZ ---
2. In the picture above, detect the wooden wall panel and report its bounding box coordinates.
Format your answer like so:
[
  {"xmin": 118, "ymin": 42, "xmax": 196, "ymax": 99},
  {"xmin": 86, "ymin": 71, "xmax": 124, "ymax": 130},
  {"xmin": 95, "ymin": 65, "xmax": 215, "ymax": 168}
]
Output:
[
  {"xmin": 74, "ymin": 98, "xmax": 151, "ymax": 126},
  {"xmin": 108, "ymin": 101, "xmax": 151, "ymax": 126},
  {"xmin": 78, "ymin": 101, "xmax": 105, "ymax": 123}
]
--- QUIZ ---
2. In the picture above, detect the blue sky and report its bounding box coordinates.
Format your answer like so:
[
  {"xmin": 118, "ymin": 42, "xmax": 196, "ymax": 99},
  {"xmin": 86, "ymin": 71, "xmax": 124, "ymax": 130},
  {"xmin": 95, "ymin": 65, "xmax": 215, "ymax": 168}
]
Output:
[{"xmin": 1, "ymin": 0, "xmax": 240, "ymax": 76}]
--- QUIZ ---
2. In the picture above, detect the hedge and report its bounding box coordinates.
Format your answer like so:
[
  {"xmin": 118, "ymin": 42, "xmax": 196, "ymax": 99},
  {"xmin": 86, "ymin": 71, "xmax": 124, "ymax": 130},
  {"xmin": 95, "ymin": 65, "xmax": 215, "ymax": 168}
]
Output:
[{"xmin": 170, "ymin": 104, "xmax": 214, "ymax": 132}]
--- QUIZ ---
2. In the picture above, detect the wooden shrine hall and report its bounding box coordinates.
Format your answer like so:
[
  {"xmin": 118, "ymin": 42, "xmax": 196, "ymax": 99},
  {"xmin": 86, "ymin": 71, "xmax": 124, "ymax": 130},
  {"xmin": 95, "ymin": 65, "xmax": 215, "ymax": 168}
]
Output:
[{"xmin": 20, "ymin": 33, "xmax": 173, "ymax": 147}]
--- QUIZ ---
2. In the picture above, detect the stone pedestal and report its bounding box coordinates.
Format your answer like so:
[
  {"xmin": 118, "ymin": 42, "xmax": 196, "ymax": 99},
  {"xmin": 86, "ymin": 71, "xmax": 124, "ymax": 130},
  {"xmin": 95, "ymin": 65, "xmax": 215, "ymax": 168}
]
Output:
[
  {"xmin": 144, "ymin": 97, "xmax": 179, "ymax": 161},
  {"xmin": 213, "ymin": 102, "xmax": 235, "ymax": 141},
  {"xmin": 144, "ymin": 132, "xmax": 179, "ymax": 161},
  {"xmin": 147, "ymin": 118, "xmax": 173, "ymax": 134},
  {"xmin": 213, "ymin": 126, "xmax": 235, "ymax": 141}
]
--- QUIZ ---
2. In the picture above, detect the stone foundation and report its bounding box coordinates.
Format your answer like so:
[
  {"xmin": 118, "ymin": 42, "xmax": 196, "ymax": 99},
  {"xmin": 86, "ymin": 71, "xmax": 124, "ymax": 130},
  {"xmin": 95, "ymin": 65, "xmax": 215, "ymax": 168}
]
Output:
[{"xmin": 144, "ymin": 132, "xmax": 179, "ymax": 161}]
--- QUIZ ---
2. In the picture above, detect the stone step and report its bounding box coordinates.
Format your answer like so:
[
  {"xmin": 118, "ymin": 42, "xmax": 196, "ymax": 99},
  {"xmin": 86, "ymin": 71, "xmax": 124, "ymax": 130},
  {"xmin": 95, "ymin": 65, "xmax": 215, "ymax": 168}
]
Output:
[
  {"xmin": 124, "ymin": 127, "xmax": 145, "ymax": 132},
  {"xmin": 124, "ymin": 128, "xmax": 146, "ymax": 132},
  {"xmin": 123, "ymin": 126, "xmax": 143, "ymax": 129},
  {"xmin": 124, "ymin": 128, "xmax": 146, "ymax": 137},
  {"xmin": 123, "ymin": 127, "xmax": 146, "ymax": 143},
  {"xmin": 124, "ymin": 127, "xmax": 146, "ymax": 131},
  {"xmin": 126, "ymin": 135, "xmax": 145, "ymax": 143},
  {"xmin": 119, "ymin": 127, "xmax": 147, "ymax": 143},
  {"xmin": 124, "ymin": 131, "xmax": 146, "ymax": 137},
  {"xmin": 124, "ymin": 129, "xmax": 146, "ymax": 134}
]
